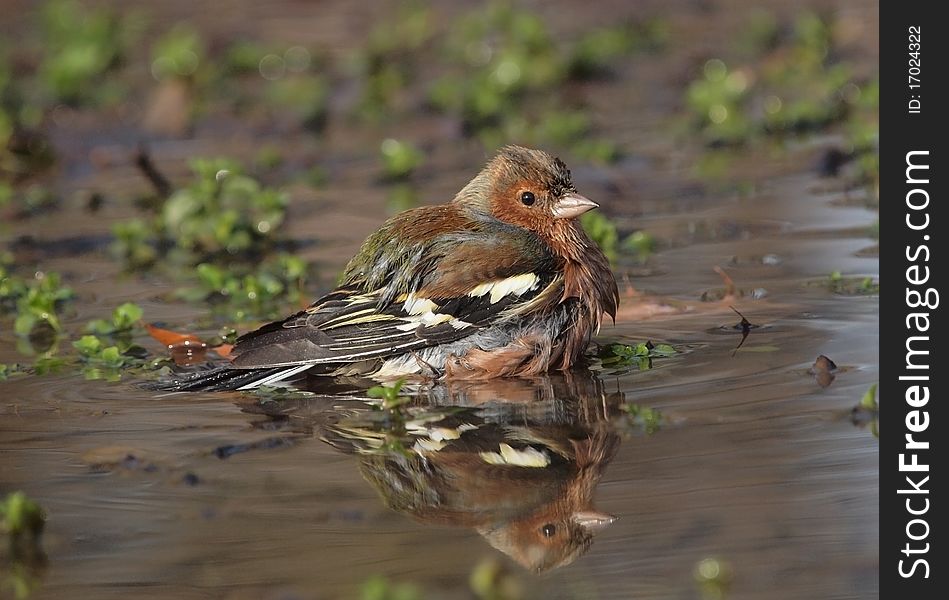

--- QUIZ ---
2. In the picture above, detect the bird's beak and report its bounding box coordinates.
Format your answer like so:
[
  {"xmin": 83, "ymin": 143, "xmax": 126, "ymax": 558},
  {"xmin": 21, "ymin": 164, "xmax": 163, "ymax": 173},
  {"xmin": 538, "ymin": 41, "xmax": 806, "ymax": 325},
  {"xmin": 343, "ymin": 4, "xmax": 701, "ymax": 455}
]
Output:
[
  {"xmin": 572, "ymin": 511, "xmax": 616, "ymax": 530},
  {"xmin": 552, "ymin": 193, "xmax": 599, "ymax": 220}
]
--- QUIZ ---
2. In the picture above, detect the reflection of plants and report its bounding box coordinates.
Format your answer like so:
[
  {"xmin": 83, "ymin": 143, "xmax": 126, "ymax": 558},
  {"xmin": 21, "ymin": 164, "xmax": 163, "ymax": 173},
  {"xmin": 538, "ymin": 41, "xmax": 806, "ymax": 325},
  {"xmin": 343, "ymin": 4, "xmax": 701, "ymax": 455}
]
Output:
[
  {"xmin": 367, "ymin": 378, "xmax": 411, "ymax": 411},
  {"xmin": 621, "ymin": 403, "xmax": 664, "ymax": 435}
]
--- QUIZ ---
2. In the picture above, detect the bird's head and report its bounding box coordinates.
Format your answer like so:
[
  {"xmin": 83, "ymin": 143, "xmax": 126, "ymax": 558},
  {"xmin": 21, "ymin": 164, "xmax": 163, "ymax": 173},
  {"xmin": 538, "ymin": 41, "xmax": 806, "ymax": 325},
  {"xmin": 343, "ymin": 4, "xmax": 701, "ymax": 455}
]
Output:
[{"xmin": 454, "ymin": 145, "xmax": 599, "ymax": 234}]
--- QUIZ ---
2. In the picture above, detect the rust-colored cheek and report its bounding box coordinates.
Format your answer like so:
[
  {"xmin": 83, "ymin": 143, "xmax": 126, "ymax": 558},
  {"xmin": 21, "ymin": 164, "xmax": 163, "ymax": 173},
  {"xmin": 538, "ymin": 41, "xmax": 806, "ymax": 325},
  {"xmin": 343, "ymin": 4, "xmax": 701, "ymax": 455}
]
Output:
[{"xmin": 490, "ymin": 179, "xmax": 547, "ymax": 231}]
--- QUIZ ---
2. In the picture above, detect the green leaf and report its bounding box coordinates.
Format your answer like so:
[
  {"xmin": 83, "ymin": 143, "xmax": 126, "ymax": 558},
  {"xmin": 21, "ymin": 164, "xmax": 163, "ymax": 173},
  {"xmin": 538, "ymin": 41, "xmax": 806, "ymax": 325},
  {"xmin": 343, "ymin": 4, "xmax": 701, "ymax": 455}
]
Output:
[
  {"xmin": 73, "ymin": 335, "xmax": 103, "ymax": 356},
  {"xmin": 112, "ymin": 302, "xmax": 143, "ymax": 330},
  {"xmin": 84, "ymin": 318, "xmax": 114, "ymax": 335},
  {"xmin": 99, "ymin": 346, "xmax": 125, "ymax": 367},
  {"xmin": 0, "ymin": 491, "xmax": 46, "ymax": 538},
  {"xmin": 13, "ymin": 313, "xmax": 37, "ymax": 337},
  {"xmin": 860, "ymin": 383, "xmax": 878, "ymax": 410}
]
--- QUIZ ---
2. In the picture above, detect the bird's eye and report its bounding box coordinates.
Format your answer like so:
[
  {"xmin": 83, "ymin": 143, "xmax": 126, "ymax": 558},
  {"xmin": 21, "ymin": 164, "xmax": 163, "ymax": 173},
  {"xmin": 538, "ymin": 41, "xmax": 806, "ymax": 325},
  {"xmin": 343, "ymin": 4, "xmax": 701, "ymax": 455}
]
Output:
[
  {"xmin": 520, "ymin": 191, "xmax": 536, "ymax": 206},
  {"xmin": 541, "ymin": 524, "xmax": 556, "ymax": 538}
]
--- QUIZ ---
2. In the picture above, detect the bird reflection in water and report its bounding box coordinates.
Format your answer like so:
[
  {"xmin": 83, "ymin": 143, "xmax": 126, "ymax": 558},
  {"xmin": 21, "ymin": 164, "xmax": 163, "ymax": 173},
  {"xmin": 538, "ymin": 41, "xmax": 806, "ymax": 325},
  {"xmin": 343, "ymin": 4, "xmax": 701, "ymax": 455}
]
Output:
[{"xmin": 311, "ymin": 371, "xmax": 624, "ymax": 573}]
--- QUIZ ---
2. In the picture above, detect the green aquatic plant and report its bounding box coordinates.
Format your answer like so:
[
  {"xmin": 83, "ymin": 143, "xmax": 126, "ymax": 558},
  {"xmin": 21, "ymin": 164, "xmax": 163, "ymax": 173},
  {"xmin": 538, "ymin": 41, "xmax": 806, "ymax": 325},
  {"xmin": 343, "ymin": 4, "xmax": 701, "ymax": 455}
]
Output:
[
  {"xmin": 567, "ymin": 19, "xmax": 667, "ymax": 79},
  {"xmin": 823, "ymin": 271, "xmax": 879, "ymax": 295},
  {"xmin": 109, "ymin": 157, "xmax": 312, "ymax": 320},
  {"xmin": 855, "ymin": 383, "xmax": 879, "ymax": 438},
  {"xmin": 160, "ymin": 159, "xmax": 290, "ymax": 260},
  {"xmin": 174, "ymin": 253, "xmax": 308, "ymax": 321},
  {"xmin": 265, "ymin": 73, "xmax": 330, "ymax": 132},
  {"xmin": 623, "ymin": 230, "xmax": 656, "ymax": 263},
  {"xmin": 1, "ymin": 492, "xmax": 46, "ymax": 541},
  {"xmin": 110, "ymin": 218, "xmax": 158, "ymax": 269},
  {"xmin": 0, "ymin": 268, "xmax": 75, "ymax": 338},
  {"xmin": 581, "ymin": 212, "xmax": 657, "ymax": 266},
  {"xmin": 685, "ymin": 58, "xmax": 753, "ymax": 146},
  {"xmin": 600, "ymin": 341, "xmax": 677, "ymax": 372},
  {"xmin": 150, "ymin": 25, "xmax": 205, "ymax": 82},
  {"xmin": 360, "ymin": 575, "xmax": 423, "ymax": 600},
  {"xmin": 683, "ymin": 11, "xmax": 872, "ymax": 147},
  {"xmin": 426, "ymin": 1, "xmax": 647, "ymax": 160},
  {"xmin": 860, "ymin": 383, "xmax": 878, "ymax": 411},
  {"xmin": 72, "ymin": 335, "xmax": 133, "ymax": 368},
  {"xmin": 37, "ymin": 0, "xmax": 143, "ymax": 105},
  {"xmin": 84, "ymin": 302, "xmax": 143, "ymax": 336},
  {"xmin": 350, "ymin": 1, "xmax": 433, "ymax": 122},
  {"xmin": 112, "ymin": 158, "xmax": 293, "ymax": 269},
  {"xmin": 379, "ymin": 139, "xmax": 424, "ymax": 180},
  {"xmin": 581, "ymin": 211, "xmax": 619, "ymax": 264}
]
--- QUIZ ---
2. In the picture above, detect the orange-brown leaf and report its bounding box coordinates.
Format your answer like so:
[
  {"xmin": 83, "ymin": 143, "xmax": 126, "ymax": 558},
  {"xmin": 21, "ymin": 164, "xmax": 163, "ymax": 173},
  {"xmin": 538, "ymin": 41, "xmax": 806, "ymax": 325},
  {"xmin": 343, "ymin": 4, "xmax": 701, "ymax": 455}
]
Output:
[{"xmin": 146, "ymin": 324, "xmax": 205, "ymax": 348}]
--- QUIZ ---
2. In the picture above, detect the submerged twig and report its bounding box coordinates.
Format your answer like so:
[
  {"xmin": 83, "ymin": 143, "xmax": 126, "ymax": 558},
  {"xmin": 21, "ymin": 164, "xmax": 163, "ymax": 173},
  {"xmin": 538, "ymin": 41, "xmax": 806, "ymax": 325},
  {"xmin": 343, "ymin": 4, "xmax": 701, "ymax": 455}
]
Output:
[
  {"xmin": 134, "ymin": 146, "xmax": 173, "ymax": 199},
  {"xmin": 729, "ymin": 305, "xmax": 757, "ymax": 356}
]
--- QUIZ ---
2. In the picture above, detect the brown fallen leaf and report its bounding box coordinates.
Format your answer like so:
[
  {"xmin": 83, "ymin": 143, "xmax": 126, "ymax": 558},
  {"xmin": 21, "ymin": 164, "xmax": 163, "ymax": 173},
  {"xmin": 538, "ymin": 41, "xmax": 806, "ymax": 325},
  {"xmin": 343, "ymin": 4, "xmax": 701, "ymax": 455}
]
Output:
[
  {"xmin": 714, "ymin": 265, "xmax": 737, "ymax": 298},
  {"xmin": 146, "ymin": 323, "xmax": 205, "ymax": 348},
  {"xmin": 810, "ymin": 354, "xmax": 838, "ymax": 388},
  {"xmin": 147, "ymin": 324, "xmax": 211, "ymax": 365}
]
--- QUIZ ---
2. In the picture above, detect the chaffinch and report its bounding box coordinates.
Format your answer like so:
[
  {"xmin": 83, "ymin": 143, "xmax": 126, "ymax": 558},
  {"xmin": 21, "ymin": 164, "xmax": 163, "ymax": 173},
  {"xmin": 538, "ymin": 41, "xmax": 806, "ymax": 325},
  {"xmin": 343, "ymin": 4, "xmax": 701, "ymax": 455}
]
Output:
[{"xmin": 160, "ymin": 145, "xmax": 618, "ymax": 391}]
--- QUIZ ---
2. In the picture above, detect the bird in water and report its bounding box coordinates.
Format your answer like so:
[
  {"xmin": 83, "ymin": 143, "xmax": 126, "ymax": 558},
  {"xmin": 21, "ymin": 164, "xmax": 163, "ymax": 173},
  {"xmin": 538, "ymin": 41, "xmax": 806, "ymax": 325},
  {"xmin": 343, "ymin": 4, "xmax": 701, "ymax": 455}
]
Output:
[{"xmin": 154, "ymin": 145, "xmax": 618, "ymax": 391}]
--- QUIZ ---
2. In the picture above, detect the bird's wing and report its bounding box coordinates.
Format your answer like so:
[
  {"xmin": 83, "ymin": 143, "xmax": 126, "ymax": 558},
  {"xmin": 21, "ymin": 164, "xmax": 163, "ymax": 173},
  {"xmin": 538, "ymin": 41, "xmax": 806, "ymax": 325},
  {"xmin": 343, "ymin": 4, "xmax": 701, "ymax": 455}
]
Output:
[{"xmin": 230, "ymin": 230, "xmax": 562, "ymax": 368}]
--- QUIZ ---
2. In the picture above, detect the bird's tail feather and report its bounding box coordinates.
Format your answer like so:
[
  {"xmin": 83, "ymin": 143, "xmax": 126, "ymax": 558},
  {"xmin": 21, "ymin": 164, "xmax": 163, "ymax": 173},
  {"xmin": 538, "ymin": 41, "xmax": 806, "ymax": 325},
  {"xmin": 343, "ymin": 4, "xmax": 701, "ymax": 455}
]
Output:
[{"xmin": 143, "ymin": 364, "xmax": 312, "ymax": 392}]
